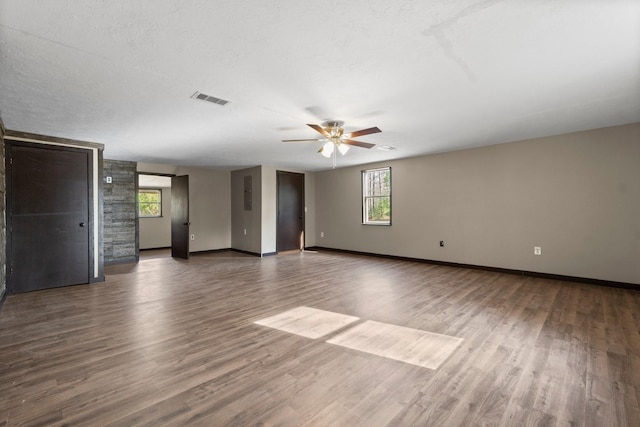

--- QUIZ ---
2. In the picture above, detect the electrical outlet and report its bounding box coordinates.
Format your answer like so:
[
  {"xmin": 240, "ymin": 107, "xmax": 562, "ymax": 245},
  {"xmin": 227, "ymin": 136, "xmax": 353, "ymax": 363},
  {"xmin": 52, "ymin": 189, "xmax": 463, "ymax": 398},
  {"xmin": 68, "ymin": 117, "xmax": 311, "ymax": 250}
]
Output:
[
  {"xmin": 534, "ymin": 246, "xmax": 541, "ymax": 255},
  {"xmin": 191, "ymin": 234, "xmax": 195, "ymax": 241},
  {"xmin": 105, "ymin": 176, "xmax": 112, "ymax": 183},
  {"xmin": 320, "ymin": 232, "xmax": 324, "ymax": 238}
]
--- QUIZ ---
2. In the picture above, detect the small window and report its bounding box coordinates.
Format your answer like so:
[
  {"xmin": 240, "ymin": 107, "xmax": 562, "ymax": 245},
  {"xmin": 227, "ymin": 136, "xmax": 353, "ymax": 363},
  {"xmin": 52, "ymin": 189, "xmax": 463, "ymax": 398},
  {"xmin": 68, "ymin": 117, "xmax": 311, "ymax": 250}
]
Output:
[
  {"xmin": 362, "ymin": 167, "xmax": 391, "ymax": 225},
  {"xmin": 138, "ymin": 189, "xmax": 162, "ymax": 217}
]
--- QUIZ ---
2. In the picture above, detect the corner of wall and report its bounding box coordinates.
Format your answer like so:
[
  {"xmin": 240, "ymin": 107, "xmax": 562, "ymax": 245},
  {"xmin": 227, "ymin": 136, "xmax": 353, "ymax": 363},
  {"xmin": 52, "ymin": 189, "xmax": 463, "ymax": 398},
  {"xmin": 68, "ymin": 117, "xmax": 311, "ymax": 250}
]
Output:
[{"xmin": 261, "ymin": 166, "xmax": 277, "ymax": 254}]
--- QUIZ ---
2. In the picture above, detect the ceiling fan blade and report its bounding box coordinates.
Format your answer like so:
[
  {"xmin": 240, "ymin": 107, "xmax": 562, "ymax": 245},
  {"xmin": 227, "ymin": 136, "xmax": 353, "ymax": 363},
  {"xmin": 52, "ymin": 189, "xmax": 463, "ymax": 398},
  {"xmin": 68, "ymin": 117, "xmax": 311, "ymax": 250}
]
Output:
[
  {"xmin": 343, "ymin": 139, "xmax": 375, "ymax": 149},
  {"xmin": 347, "ymin": 126, "xmax": 381, "ymax": 138},
  {"xmin": 282, "ymin": 138, "xmax": 323, "ymax": 142},
  {"xmin": 307, "ymin": 123, "xmax": 330, "ymax": 137}
]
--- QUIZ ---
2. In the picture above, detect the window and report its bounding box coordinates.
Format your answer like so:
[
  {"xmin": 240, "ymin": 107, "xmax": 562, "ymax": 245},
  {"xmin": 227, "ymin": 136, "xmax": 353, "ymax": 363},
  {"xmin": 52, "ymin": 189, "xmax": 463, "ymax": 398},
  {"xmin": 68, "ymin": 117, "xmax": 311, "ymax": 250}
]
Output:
[
  {"xmin": 138, "ymin": 189, "xmax": 162, "ymax": 217},
  {"xmin": 362, "ymin": 167, "xmax": 391, "ymax": 225}
]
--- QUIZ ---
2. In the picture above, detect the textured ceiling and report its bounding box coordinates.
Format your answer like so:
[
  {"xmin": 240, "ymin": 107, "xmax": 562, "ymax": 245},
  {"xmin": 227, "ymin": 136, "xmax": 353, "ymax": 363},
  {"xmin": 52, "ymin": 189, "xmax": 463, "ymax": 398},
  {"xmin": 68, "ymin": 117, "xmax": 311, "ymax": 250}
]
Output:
[{"xmin": 1, "ymin": 1, "xmax": 639, "ymax": 171}]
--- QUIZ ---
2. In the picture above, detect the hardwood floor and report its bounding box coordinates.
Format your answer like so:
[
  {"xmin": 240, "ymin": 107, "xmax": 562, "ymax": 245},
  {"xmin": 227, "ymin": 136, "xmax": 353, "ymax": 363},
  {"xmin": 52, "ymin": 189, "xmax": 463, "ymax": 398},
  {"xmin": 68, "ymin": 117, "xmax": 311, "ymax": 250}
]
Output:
[{"xmin": 1, "ymin": 250, "xmax": 639, "ymax": 426}]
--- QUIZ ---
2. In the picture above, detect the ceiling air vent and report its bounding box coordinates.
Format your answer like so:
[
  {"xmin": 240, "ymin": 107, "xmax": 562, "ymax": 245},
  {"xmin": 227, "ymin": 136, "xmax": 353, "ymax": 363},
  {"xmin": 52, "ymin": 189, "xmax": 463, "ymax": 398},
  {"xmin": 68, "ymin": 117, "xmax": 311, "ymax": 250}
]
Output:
[{"xmin": 191, "ymin": 91, "xmax": 230, "ymax": 106}]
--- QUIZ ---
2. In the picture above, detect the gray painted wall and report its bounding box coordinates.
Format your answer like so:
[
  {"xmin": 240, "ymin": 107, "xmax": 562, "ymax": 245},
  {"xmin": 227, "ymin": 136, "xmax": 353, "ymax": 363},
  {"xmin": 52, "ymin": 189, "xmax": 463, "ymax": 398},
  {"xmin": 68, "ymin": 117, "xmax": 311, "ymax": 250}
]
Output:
[
  {"xmin": 231, "ymin": 166, "xmax": 262, "ymax": 254},
  {"xmin": 139, "ymin": 186, "xmax": 172, "ymax": 249},
  {"xmin": 315, "ymin": 123, "xmax": 640, "ymax": 284},
  {"xmin": 304, "ymin": 172, "xmax": 316, "ymax": 248},
  {"xmin": 177, "ymin": 165, "xmax": 231, "ymax": 252},
  {"xmin": 103, "ymin": 159, "xmax": 138, "ymax": 264}
]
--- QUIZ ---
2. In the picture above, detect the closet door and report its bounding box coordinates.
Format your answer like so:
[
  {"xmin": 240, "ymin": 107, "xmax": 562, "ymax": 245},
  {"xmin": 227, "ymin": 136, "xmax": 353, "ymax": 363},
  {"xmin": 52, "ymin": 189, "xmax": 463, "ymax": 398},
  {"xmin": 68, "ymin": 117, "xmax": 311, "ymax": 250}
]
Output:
[{"xmin": 7, "ymin": 142, "xmax": 91, "ymax": 293}]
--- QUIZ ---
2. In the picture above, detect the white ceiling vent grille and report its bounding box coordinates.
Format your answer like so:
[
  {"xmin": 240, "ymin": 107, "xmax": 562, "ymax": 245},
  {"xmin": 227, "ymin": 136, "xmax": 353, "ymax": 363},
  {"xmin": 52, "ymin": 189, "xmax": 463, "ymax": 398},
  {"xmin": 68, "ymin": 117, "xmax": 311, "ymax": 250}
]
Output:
[{"xmin": 191, "ymin": 91, "xmax": 230, "ymax": 106}]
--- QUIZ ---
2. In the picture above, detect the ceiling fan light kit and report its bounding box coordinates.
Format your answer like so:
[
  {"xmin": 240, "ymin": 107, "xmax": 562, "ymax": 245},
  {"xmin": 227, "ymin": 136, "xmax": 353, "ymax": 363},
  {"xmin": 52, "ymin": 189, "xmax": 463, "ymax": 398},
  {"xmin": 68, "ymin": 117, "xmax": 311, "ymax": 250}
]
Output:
[
  {"xmin": 319, "ymin": 141, "xmax": 334, "ymax": 158},
  {"xmin": 283, "ymin": 120, "xmax": 382, "ymax": 169}
]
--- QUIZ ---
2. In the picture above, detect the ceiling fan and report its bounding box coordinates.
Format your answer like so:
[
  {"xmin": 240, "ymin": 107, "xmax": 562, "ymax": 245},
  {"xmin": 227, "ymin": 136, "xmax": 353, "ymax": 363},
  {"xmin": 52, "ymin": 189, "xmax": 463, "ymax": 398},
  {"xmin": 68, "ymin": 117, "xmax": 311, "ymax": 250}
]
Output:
[{"xmin": 283, "ymin": 120, "xmax": 381, "ymax": 168}]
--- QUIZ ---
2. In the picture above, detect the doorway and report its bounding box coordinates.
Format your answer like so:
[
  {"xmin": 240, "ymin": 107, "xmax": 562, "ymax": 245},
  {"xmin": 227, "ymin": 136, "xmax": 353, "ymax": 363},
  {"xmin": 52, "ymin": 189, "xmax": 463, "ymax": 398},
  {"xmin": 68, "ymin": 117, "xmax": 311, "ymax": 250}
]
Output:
[
  {"xmin": 6, "ymin": 142, "xmax": 93, "ymax": 293},
  {"xmin": 276, "ymin": 171, "xmax": 305, "ymax": 252},
  {"xmin": 138, "ymin": 173, "xmax": 172, "ymax": 258},
  {"xmin": 137, "ymin": 173, "xmax": 189, "ymax": 259}
]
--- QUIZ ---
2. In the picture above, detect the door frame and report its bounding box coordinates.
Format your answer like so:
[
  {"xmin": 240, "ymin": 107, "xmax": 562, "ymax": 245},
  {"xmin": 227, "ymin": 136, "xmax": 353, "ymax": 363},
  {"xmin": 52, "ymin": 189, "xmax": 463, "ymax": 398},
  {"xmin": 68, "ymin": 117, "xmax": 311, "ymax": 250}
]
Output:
[
  {"xmin": 135, "ymin": 172, "xmax": 189, "ymax": 259},
  {"xmin": 4, "ymin": 132, "xmax": 104, "ymax": 285},
  {"xmin": 136, "ymin": 171, "xmax": 175, "ymax": 255},
  {"xmin": 276, "ymin": 170, "xmax": 305, "ymax": 253},
  {"xmin": 5, "ymin": 140, "xmax": 96, "ymax": 293}
]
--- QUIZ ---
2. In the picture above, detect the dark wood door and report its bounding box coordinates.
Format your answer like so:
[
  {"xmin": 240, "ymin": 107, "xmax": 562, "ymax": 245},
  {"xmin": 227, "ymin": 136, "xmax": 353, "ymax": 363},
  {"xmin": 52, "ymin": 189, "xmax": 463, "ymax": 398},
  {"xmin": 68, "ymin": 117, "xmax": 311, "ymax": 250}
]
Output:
[
  {"xmin": 7, "ymin": 143, "xmax": 91, "ymax": 293},
  {"xmin": 171, "ymin": 175, "xmax": 190, "ymax": 259},
  {"xmin": 277, "ymin": 171, "xmax": 304, "ymax": 252}
]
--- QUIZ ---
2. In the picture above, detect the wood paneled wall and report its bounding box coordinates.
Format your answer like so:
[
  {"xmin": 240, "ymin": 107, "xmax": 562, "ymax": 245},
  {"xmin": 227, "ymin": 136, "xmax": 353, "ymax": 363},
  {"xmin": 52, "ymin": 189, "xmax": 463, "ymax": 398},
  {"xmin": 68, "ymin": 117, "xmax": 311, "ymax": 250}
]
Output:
[{"xmin": 103, "ymin": 159, "xmax": 138, "ymax": 265}]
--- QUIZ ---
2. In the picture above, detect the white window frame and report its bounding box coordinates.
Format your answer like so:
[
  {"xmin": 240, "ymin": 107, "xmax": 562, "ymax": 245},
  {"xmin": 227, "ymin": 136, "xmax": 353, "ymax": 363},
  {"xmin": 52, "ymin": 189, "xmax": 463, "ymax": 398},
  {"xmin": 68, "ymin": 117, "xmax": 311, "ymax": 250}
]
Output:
[
  {"xmin": 362, "ymin": 167, "xmax": 391, "ymax": 225},
  {"xmin": 138, "ymin": 188, "xmax": 163, "ymax": 218}
]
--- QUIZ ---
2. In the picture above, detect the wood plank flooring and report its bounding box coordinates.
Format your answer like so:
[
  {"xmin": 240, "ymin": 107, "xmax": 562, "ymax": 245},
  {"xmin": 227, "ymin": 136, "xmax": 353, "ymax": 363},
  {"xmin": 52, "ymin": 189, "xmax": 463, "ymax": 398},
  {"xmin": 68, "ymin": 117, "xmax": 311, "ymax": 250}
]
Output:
[{"xmin": 1, "ymin": 250, "xmax": 639, "ymax": 426}]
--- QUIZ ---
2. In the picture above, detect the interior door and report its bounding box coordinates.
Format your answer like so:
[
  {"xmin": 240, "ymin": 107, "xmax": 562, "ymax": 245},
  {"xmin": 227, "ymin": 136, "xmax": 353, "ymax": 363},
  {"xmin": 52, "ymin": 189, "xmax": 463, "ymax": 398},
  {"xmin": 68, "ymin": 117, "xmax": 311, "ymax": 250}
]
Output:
[
  {"xmin": 7, "ymin": 143, "xmax": 91, "ymax": 293},
  {"xmin": 171, "ymin": 175, "xmax": 190, "ymax": 259},
  {"xmin": 277, "ymin": 171, "xmax": 305, "ymax": 252}
]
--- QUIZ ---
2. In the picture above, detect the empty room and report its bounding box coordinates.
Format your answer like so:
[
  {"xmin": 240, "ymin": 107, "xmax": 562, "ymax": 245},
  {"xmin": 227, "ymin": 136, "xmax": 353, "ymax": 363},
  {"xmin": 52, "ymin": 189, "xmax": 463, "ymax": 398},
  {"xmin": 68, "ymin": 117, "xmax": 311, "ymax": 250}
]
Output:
[{"xmin": 0, "ymin": 1, "xmax": 639, "ymax": 426}]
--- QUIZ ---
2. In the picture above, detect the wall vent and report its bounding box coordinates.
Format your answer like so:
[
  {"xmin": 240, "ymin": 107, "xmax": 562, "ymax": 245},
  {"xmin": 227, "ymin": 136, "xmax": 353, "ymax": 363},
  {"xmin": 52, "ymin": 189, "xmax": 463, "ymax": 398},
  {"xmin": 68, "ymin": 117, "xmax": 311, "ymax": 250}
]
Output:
[{"xmin": 191, "ymin": 91, "xmax": 230, "ymax": 106}]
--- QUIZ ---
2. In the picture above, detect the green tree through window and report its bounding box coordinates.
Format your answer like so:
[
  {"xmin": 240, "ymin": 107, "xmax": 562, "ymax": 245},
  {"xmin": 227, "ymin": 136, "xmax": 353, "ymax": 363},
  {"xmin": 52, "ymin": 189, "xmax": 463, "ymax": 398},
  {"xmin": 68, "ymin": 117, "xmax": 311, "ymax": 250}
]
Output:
[
  {"xmin": 362, "ymin": 167, "xmax": 391, "ymax": 225},
  {"xmin": 138, "ymin": 189, "xmax": 162, "ymax": 217}
]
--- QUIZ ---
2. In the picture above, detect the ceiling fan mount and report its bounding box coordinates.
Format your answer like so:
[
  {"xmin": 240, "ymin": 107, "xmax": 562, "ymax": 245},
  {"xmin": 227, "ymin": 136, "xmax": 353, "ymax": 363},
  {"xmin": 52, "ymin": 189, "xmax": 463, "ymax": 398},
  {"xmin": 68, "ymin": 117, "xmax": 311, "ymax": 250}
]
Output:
[
  {"xmin": 323, "ymin": 120, "xmax": 344, "ymax": 136},
  {"xmin": 282, "ymin": 120, "xmax": 382, "ymax": 168}
]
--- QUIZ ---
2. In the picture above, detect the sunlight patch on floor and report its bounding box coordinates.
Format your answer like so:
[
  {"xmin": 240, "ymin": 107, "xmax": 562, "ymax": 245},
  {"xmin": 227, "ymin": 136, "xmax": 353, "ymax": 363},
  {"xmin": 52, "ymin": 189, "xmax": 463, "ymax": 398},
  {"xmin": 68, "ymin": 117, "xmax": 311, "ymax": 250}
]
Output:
[
  {"xmin": 327, "ymin": 320, "xmax": 464, "ymax": 369},
  {"xmin": 255, "ymin": 307, "xmax": 464, "ymax": 369},
  {"xmin": 254, "ymin": 306, "xmax": 360, "ymax": 339}
]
